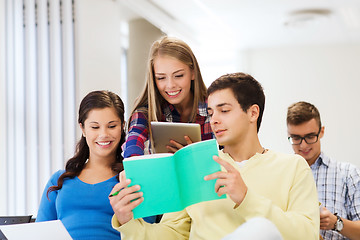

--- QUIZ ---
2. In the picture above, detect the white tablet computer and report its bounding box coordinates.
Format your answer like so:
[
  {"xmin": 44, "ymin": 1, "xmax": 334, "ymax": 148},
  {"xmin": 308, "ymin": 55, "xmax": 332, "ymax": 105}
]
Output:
[{"xmin": 150, "ymin": 122, "xmax": 201, "ymax": 153}]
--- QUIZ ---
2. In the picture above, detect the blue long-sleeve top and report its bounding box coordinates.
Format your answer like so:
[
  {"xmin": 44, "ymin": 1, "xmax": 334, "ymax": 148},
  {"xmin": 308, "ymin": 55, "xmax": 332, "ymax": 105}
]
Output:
[{"xmin": 36, "ymin": 170, "xmax": 155, "ymax": 240}]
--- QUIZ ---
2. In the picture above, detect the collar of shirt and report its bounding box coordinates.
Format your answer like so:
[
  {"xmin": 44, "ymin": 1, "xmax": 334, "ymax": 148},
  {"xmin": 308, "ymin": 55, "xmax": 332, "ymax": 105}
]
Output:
[{"xmin": 312, "ymin": 152, "xmax": 330, "ymax": 169}]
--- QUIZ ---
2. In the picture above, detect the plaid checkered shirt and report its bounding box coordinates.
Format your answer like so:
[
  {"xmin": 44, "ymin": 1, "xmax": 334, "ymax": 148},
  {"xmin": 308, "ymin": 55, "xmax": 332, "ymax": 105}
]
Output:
[
  {"xmin": 122, "ymin": 101, "xmax": 213, "ymax": 158},
  {"xmin": 311, "ymin": 152, "xmax": 360, "ymax": 240}
]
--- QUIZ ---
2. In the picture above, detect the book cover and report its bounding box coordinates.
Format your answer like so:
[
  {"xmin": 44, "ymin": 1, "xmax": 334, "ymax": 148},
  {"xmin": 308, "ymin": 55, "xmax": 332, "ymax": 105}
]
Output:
[{"xmin": 123, "ymin": 139, "xmax": 225, "ymax": 219}]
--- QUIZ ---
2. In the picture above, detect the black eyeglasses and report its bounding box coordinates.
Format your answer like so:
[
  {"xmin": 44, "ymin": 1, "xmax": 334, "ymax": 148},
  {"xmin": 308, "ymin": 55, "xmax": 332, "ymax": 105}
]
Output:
[{"xmin": 288, "ymin": 129, "xmax": 321, "ymax": 145}]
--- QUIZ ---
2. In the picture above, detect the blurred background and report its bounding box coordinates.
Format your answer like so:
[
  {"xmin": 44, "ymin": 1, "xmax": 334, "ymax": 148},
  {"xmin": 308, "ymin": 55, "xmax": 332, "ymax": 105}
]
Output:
[{"xmin": 1, "ymin": 0, "xmax": 360, "ymax": 217}]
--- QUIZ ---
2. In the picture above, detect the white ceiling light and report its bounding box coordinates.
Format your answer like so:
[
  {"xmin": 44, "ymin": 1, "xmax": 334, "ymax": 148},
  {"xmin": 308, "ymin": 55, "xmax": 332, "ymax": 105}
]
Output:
[{"xmin": 284, "ymin": 9, "xmax": 332, "ymax": 27}]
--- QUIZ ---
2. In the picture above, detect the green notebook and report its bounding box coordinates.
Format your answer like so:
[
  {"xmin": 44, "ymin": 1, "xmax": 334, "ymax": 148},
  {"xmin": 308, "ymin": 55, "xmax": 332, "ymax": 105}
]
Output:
[{"xmin": 123, "ymin": 139, "xmax": 225, "ymax": 219}]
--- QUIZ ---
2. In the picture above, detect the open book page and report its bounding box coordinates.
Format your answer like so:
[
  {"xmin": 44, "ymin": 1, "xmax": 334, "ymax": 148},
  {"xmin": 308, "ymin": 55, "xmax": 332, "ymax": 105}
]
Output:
[
  {"xmin": 174, "ymin": 139, "xmax": 224, "ymax": 207},
  {"xmin": 123, "ymin": 139, "xmax": 224, "ymax": 219},
  {"xmin": 123, "ymin": 154, "xmax": 182, "ymax": 219}
]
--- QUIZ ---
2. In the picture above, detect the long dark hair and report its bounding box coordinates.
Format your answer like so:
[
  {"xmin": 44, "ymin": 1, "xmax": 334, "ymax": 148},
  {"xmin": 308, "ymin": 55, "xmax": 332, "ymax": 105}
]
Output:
[{"xmin": 47, "ymin": 90, "xmax": 126, "ymax": 196}]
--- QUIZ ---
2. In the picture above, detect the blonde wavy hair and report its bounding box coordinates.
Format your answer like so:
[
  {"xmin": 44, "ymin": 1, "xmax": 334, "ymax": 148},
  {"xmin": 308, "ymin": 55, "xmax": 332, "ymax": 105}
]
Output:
[{"xmin": 128, "ymin": 36, "xmax": 207, "ymax": 137}]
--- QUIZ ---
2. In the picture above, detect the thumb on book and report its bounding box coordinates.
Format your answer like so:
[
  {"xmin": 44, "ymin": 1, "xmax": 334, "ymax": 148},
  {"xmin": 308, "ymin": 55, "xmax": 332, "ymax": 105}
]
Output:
[{"xmin": 120, "ymin": 170, "xmax": 127, "ymax": 182}]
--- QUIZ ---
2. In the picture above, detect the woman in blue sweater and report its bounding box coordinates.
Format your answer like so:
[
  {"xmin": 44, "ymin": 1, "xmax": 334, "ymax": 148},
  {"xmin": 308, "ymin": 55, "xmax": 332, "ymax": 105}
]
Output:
[{"xmin": 36, "ymin": 90, "xmax": 155, "ymax": 240}]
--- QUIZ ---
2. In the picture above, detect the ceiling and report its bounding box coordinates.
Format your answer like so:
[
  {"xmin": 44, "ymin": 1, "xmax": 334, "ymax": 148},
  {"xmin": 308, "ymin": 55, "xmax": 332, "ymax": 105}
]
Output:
[{"xmin": 118, "ymin": 0, "xmax": 360, "ymax": 51}]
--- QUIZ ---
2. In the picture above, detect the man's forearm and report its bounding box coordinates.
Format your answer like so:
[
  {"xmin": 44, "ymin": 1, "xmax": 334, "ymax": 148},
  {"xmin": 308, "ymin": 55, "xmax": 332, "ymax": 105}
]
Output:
[{"xmin": 339, "ymin": 219, "xmax": 360, "ymax": 240}]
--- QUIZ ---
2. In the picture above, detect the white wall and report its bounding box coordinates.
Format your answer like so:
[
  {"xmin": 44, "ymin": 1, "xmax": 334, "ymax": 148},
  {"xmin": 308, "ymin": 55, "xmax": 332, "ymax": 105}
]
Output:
[
  {"xmin": 0, "ymin": 0, "xmax": 7, "ymax": 212},
  {"xmin": 127, "ymin": 18, "xmax": 162, "ymax": 113},
  {"xmin": 239, "ymin": 44, "xmax": 360, "ymax": 168},
  {"xmin": 75, "ymin": 0, "xmax": 122, "ymax": 105}
]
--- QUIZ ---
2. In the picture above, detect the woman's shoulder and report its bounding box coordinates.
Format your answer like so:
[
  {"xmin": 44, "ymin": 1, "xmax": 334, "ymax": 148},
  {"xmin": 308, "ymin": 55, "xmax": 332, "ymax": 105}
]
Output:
[
  {"xmin": 51, "ymin": 170, "xmax": 65, "ymax": 180},
  {"xmin": 130, "ymin": 106, "xmax": 149, "ymax": 120},
  {"xmin": 46, "ymin": 170, "xmax": 65, "ymax": 185},
  {"xmin": 133, "ymin": 105, "xmax": 148, "ymax": 114}
]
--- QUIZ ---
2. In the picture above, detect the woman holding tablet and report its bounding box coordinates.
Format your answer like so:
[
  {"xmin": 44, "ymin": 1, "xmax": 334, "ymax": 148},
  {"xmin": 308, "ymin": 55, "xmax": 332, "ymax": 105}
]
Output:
[{"xmin": 123, "ymin": 36, "xmax": 213, "ymax": 158}]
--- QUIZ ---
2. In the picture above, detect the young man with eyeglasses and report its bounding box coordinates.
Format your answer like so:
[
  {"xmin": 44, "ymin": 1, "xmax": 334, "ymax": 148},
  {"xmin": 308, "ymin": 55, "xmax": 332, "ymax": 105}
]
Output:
[{"xmin": 287, "ymin": 101, "xmax": 360, "ymax": 240}]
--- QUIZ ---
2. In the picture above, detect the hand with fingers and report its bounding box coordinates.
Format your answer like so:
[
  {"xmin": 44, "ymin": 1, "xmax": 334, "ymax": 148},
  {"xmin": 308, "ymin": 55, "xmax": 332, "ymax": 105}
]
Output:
[
  {"xmin": 204, "ymin": 155, "xmax": 248, "ymax": 207},
  {"xmin": 319, "ymin": 207, "xmax": 337, "ymax": 230},
  {"xmin": 109, "ymin": 171, "xmax": 144, "ymax": 226},
  {"xmin": 166, "ymin": 135, "xmax": 193, "ymax": 153}
]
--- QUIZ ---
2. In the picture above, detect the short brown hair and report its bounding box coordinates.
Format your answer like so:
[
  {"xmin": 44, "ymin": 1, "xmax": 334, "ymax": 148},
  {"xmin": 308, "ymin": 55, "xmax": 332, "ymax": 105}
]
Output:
[
  {"xmin": 287, "ymin": 101, "xmax": 321, "ymax": 128},
  {"xmin": 207, "ymin": 72, "xmax": 265, "ymax": 132}
]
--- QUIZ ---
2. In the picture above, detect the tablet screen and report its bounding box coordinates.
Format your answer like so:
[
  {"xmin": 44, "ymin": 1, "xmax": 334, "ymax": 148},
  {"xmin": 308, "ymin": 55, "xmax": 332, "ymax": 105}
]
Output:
[{"xmin": 150, "ymin": 122, "xmax": 201, "ymax": 153}]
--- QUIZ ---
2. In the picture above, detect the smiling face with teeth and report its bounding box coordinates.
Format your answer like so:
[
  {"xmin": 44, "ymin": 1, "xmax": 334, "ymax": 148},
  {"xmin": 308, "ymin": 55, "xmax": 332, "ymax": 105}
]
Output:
[
  {"xmin": 154, "ymin": 55, "xmax": 194, "ymax": 112},
  {"xmin": 80, "ymin": 107, "xmax": 123, "ymax": 162}
]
